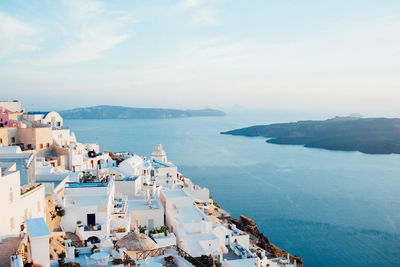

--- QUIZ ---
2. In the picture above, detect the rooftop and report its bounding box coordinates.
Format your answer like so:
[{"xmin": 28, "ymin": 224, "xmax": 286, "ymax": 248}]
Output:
[
  {"xmin": 162, "ymin": 189, "xmax": 187, "ymax": 199},
  {"xmin": 26, "ymin": 218, "xmax": 50, "ymax": 238},
  {"xmin": 26, "ymin": 111, "xmax": 49, "ymax": 116},
  {"xmin": 66, "ymin": 195, "xmax": 108, "ymax": 207},
  {"xmin": 128, "ymin": 199, "xmax": 161, "ymax": 210},
  {"xmin": 153, "ymin": 159, "xmax": 174, "ymax": 168}
]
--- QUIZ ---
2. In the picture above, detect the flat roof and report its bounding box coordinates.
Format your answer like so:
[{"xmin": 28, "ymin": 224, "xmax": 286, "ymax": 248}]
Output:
[
  {"xmin": 128, "ymin": 199, "xmax": 161, "ymax": 210},
  {"xmin": 223, "ymin": 258, "xmax": 258, "ymax": 267},
  {"xmin": 174, "ymin": 206, "xmax": 205, "ymax": 223},
  {"xmin": 162, "ymin": 189, "xmax": 187, "ymax": 199},
  {"xmin": 26, "ymin": 218, "xmax": 50, "ymax": 238}
]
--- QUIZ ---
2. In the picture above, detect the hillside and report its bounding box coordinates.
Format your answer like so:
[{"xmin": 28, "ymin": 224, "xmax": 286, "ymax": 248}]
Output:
[{"xmin": 221, "ymin": 116, "xmax": 400, "ymax": 154}]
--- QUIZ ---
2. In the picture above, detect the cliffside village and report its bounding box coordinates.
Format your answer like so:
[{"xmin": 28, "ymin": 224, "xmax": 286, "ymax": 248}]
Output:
[{"xmin": 0, "ymin": 100, "xmax": 300, "ymax": 267}]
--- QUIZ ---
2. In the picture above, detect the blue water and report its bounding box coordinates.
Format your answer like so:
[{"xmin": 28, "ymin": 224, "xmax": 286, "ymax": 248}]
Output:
[{"xmin": 66, "ymin": 111, "xmax": 400, "ymax": 266}]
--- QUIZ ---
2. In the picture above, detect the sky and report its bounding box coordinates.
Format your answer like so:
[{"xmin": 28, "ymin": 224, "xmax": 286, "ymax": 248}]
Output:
[{"xmin": 0, "ymin": 0, "xmax": 399, "ymax": 114}]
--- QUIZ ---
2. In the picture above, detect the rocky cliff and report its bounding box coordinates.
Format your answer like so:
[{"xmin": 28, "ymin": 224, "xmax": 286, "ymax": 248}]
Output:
[{"xmin": 229, "ymin": 215, "xmax": 303, "ymax": 266}]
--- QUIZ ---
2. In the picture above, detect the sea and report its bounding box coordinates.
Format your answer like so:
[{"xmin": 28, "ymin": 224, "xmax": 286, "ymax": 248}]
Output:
[{"xmin": 65, "ymin": 110, "xmax": 400, "ymax": 267}]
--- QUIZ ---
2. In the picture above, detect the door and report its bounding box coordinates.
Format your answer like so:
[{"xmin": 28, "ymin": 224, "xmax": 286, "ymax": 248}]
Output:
[{"xmin": 87, "ymin": 214, "xmax": 96, "ymax": 226}]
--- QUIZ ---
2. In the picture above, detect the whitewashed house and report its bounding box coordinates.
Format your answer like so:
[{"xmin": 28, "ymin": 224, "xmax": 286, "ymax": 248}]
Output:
[
  {"xmin": 0, "ymin": 162, "xmax": 45, "ymax": 240},
  {"xmin": 22, "ymin": 111, "xmax": 63, "ymax": 129},
  {"xmin": 60, "ymin": 179, "xmax": 130, "ymax": 242},
  {"xmin": 160, "ymin": 189, "xmax": 222, "ymax": 259}
]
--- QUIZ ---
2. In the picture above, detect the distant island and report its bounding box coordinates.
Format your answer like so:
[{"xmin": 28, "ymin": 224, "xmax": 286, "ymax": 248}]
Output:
[
  {"xmin": 221, "ymin": 116, "xmax": 400, "ymax": 154},
  {"xmin": 59, "ymin": 105, "xmax": 226, "ymax": 119}
]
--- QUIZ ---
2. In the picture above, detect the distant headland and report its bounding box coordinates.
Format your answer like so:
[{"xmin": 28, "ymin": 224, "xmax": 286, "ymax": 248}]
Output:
[
  {"xmin": 58, "ymin": 105, "xmax": 226, "ymax": 119},
  {"xmin": 221, "ymin": 116, "xmax": 400, "ymax": 155}
]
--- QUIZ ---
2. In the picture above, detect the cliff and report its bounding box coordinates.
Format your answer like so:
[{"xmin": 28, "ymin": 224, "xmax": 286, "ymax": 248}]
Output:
[
  {"xmin": 229, "ymin": 215, "xmax": 303, "ymax": 266},
  {"xmin": 221, "ymin": 116, "xmax": 400, "ymax": 154}
]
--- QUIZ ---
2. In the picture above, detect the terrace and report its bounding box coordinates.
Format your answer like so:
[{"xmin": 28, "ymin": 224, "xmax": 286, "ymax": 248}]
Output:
[
  {"xmin": 76, "ymin": 223, "xmax": 107, "ymax": 241},
  {"xmin": 112, "ymin": 194, "xmax": 128, "ymax": 214},
  {"xmin": 20, "ymin": 183, "xmax": 43, "ymax": 196}
]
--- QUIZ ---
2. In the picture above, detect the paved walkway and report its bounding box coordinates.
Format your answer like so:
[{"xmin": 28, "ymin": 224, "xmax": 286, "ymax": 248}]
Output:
[{"xmin": 0, "ymin": 237, "xmax": 22, "ymax": 267}]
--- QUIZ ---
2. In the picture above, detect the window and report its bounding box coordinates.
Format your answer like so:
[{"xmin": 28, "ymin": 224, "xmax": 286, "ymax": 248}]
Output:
[
  {"xmin": 11, "ymin": 137, "xmax": 15, "ymax": 143},
  {"xmin": 10, "ymin": 217, "xmax": 14, "ymax": 230},
  {"xmin": 40, "ymin": 143, "xmax": 43, "ymax": 149},
  {"xmin": 9, "ymin": 187, "xmax": 13, "ymax": 203},
  {"xmin": 57, "ymin": 122, "xmax": 61, "ymax": 126},
  {"xmin": 47, "ymin": 143, "xmax": 50, "ymax": 148},
  {"xmin": 27, "ymin": 144, "xmax": 32, "ymax": 150}
]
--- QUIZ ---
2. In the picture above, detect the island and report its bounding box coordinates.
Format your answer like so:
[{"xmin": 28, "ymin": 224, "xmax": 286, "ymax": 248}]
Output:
[
  {"xmin": 59, "ymin": 105, "xmax": 226, "ymax": 119},
  {"xmin": 221, "ymin": 116, "xmax": 400, "ymax": 154}
]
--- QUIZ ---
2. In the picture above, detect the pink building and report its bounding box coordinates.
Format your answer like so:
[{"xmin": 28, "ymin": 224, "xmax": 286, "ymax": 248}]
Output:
[{"xmin": 0, "ymin": 107, "xmax": 19, "ymax": 128}]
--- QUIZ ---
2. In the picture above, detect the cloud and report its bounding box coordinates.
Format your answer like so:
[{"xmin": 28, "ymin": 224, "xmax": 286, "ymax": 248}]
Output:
[
  {"xmin": 0, "ymin": 11, "xmax": 40, "ymax": 57},
  {"xmin": 180, "ymin": 0, "xmax": 205, "ymax": 9},
  {"xmin": 41, "ymin": 0, "xmax": 131, "ymax": 65},
  {"xmin": 192, "ymin": 8, "xmax": 218, "ymax": 26},
  {"xmin": 177, "ymin": 0, "xmax": 218, "ymax": 26},
  {"xmin": 42, "ymin": 34, "xmax": 128, "ymax": 65}
]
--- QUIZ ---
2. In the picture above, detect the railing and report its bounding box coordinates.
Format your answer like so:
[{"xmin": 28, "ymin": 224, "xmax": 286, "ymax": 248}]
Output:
[
  {"xmin": 84, "ymin": 224, "xmax": 102, "ymax": 231},
  {"xmin": 176, "ymin": 246, "xmax": 208, "ymax": 267},
  {"xmin": 121, "ymin": 245, "xmax": 209, "ymax": 266}
]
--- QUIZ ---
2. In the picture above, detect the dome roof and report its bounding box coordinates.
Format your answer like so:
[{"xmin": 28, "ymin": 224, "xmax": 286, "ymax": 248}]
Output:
[
  {"xmin": 151, "ymin": 144, "xmax": 166, "ymax": 157},
  {"xmin": 116, "ymin": 233, "xmax": 158, "ymax": 251}
]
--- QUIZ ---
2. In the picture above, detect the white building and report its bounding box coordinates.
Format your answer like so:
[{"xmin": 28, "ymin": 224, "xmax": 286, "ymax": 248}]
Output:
[
  {"xmin": 160, "ymin": 189, "xmax": 222, "ymax": 259},
  {"xmin": 25, "ymin": 218, "xmax": 51, "ymax": 267},
  {"xmin": 66, "ymin": 142, "xmax": 115, "ymax": 172},
  {"xmin": 0, "ymin": 162, "xmax": 45, "ymax": 240},
  {"xmin": 60, "ymin": 179, "xmax": 130, "ymax": 242},
  {"xmin": 0, "ymin": 145, "xmax": 35, "ymax": 185},
  {"xmin": 22, "ymin": 111, "xmax": 63, "ymax": 129},
  {"xmin": 151, "ymin": 144, "xmax": 168, "ymax": 162}
]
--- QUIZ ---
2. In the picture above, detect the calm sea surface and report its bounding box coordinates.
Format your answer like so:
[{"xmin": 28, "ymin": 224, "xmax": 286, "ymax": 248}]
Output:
[{"xmin": 66, "ymin": 111, "xmax": 400, "ymax": 267}]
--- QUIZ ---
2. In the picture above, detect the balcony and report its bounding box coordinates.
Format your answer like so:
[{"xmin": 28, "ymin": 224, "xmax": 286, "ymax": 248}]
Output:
[
  {"xmin": 76, "ymin": 224, "xmax": 106, "ymax": 241},
  {"xmin": 112, "ymin": 195, "xmax": 128, "ymax": 215}
]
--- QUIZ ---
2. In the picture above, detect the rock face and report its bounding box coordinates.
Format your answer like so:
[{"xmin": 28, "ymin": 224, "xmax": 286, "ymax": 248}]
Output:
[{"xmin": 230, "ymin": 215, "xmax": 303, "ymax": 266}]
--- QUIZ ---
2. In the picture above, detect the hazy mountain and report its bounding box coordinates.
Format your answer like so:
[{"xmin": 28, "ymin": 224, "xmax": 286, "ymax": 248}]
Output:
[{"xmin": 59, "ymin": 105, "xmax": 226, "ymax": 119}]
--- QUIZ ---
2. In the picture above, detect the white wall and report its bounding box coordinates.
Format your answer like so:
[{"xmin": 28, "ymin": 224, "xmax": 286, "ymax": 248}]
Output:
[
  {"xmin": 115, "ymin": 179, "xmax": 141, "ymax": 199},
  {"xmin": 30, "ymin": 237, "xmax": 50, "ymax": 267},
  {"xmin": 0, "ymin": 166, "xmax": 45, "ymax": 239},
  {"xmin": 130, "ymin": 206, "xmax": 164, "ymax": 230},
  {"xmin": 42, "ymin": 111, "xmax": 63, "ymax": 128}
]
